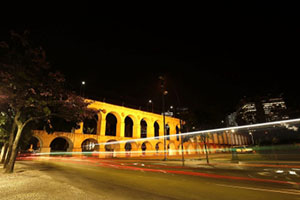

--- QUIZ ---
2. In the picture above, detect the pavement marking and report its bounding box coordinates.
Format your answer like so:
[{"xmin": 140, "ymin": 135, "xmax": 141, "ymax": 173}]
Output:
[{"xmin": 216, "ymin": 184, "xmax": 300, "ymax": 196}]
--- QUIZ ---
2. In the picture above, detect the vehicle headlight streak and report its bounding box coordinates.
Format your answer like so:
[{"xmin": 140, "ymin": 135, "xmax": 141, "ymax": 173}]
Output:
[
  {"xmin": 94, "ymin": 118, "xmax": 300, "ymax": 147},
  {"xmin": 35, "ymin": 118, "xmax": 300, "ymax": 156}
]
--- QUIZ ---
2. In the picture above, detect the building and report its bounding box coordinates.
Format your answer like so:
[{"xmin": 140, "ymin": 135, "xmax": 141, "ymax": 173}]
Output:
[
  {"xmin": 262, "ymin": 97, "xmax": 289, "ymax": 122},
  {"xmin": 226, "ymin": 112, "xmax": 238, "ymax": 127},
  {"xmin": 29, "ymin": 99, "xmax": 249, "ymax": 158},
  {"xmin": 233, "ymin": 95, "xmax": 289, "ymax": 126}
]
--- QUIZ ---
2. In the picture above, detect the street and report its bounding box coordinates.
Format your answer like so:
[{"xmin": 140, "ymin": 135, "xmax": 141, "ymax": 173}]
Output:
[{"xmin": 1, "ymin": 156, "xmax": 300, "ymax": 200}]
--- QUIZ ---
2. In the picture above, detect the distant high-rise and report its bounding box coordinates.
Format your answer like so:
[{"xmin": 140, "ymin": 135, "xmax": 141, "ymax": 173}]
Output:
[
  {"xmin": 262, "ymin": 97, "xmax": 289, "ymax": 122},
  {"xmin": 229, "ymin": 95, "xmax": 289, "ymax": 126}
]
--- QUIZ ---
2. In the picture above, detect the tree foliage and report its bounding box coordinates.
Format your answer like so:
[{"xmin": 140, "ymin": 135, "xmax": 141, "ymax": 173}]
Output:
[{"xmin": 0, "ymin": 31, "xmax": 97, "ymax": 173}]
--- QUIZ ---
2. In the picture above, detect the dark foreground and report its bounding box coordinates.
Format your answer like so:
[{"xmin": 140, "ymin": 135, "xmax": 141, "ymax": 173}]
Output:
[{"xmin": 1, "ymin": 157, "xmax": 300, "ymax": 200}]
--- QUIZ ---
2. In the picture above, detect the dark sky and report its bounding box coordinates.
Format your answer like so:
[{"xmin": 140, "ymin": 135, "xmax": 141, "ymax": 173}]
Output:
[{"xmin": 1, "ymin": 3, "xmax": 300, "ymax": 123}]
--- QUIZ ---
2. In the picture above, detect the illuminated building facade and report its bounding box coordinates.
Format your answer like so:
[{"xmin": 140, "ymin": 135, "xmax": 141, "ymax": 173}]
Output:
[
  {"xmin": 262, "ymin": 97, "xmax": 289, "ymax": 122},
  {"xmin": 30, "ymin": 99, "xmax": 249, "ymax": 157},
  {"xmin": 234, "ymin": 96, "xmax": 289, "ymax": 125}
]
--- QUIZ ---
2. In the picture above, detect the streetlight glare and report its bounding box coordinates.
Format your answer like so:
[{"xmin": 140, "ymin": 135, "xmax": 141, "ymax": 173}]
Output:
[{"xmin": 82, "ymin": 81, "xmax": 86, "ymax": 85}]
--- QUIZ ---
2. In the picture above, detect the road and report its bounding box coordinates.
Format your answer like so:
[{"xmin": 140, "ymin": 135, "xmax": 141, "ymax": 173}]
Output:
[{"xmin": 11, "ymin": 156, "xmax": 300, "ymax": 200}]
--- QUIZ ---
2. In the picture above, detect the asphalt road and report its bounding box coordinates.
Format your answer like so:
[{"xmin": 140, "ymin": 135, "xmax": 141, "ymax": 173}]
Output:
[{"xmin": 17, "ymin": 157, "xmax": 300, "ymax": 200}]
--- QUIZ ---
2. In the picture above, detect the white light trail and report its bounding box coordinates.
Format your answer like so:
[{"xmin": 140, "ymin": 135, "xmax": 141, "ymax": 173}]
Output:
[
  {"xmin": 34, "ymin": 118, "xmax": 300, "ymax": 157},
  {"xmin": 95, "ymin": 118, "xmax": 300, "ymax": 146}
]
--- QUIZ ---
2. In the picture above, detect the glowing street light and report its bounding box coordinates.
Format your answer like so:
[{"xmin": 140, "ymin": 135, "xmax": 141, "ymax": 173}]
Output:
[
  {"xmin": 148, "ymin": 99, "xmax": 154, "ymax": 112},
  {"xmin": 80, "ymin": 81, "xmax": 86, "ymax": 97},
  {"xmin": 249, "ymin": 132, "xmax": 254, "ymax": 145}
]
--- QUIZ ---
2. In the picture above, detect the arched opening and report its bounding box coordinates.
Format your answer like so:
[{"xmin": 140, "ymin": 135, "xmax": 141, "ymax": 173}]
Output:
[
  {"xmin": 168, "ymin": 143, "xmax": 176, "ymax": 156},
  {"xmin": 125, "ymin": 142, "xmax": 132, "ymax": 151},
  {"xmin": 81, "ymin": 139, "xmax": 99, "ymax": 152},
  {"xmin": 124, "ymin": 116, "xmax": 133, "ymax": 137},
  {"xmin": 125, "ymin": 142, "xmax": 132, "ymax": 157},
  {"xmin": 105, "ymin": 113, "xmax": 117, "ymax": 136},
  {"xmin": 176, "ymin": 125, "xmax": 180, "ymax": 141},
  {"xmin": 83, "ymin": 115, "xmax": 98, "ymax": 134},
  {"xmin": 141, "ymin": 143, "xmax": 146, "ymax": 151},
  {"xmin": 105, "ymin": 140, "xmax": 120, "ymax": 158},
  {"xmin": 155, "ymin": 142, "xmax": 163, "ymax": 154},
  {"xmin": 141, "ymin": 141, "xmax": 152, "ymax": 156},
  {"xmin": 50, "ymin": 137, "xmax": 71, "ymax": 153},
  {"xmin": 154, "ymin": 121, "xmax": 159, "ymax": 138},
  {"xmin": 24, "ymin": 136, "xmax": 41, "ymax": 153},
  {"xmin": 177, "ymin": 144, "xmax": 183, "ymax": 155},
  {"xmin": 187, "ymin": 143, "xmax": 194, "ymax": 155},
  {"xmin": 196, "ymin": 144, "xmax": 202, "ymax": 154},
  {"xmin": 124, "ymin": 142, "xmax": 138, "ymax": 157},
  {"xmin": 45, "ymin": 116, "xmax": 77, "ymax": 133},
  {"xmin": 166, "ymin": 124, "xmax": 170, "ymax": 140},
  {"xmin": 140, "ymin": 119, "xmax": 147, "ymax": 138}
]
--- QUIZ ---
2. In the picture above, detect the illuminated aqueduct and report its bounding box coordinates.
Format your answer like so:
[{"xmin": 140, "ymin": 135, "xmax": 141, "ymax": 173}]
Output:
[{"xmin": 31, "ymin": 100, "xmax": 250, "ymax": 157}]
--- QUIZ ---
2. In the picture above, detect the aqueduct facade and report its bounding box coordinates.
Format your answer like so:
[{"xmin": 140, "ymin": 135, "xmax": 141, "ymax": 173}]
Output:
[{"xmin": 32, "ymin": 100, "xmax": 250, "ymax": 158}]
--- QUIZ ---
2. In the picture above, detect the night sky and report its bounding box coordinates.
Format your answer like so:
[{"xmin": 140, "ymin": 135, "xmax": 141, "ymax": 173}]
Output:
[{"xmin": 1, "ymin": 3, "xmax": 299, "ymax": 124}]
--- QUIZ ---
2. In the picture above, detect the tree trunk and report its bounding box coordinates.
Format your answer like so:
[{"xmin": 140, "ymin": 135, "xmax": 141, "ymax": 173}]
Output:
[
  {"xmin": 3, "ymin": 123, "xmax": 16, "ymax": 168},
  {"xmin": 4, "ymin": 124, "xmax": 23, "ymax": 173},
  {"xmin": 204, "ymin": 141, "xmax": 209, "ymax": 164},
  {"xmin": 0, "ymin": 143, "xmax": 8, "ymax": 164}
]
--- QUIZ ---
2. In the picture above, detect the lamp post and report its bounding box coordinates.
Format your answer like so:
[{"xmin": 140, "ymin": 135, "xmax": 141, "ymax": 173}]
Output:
[
  {"xmin": 249, "ymin": 132, "xmax": 254, "ymax": 145},
  {"xmin": 80, "ymin": 81, "xmax": 85, "ymax": 97},
  {"xmin": 159, "ymin": 76, "xmax": 168, "ymax": 161},
  {"xmin": 148, "ymin": 99, "xmax": 154, "ymax": 112}
]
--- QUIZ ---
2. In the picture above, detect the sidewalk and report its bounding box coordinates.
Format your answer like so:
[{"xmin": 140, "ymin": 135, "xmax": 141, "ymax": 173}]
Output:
[{"xmin": 0, "ymin": 162, "xmax": 102, "ymax": 200}]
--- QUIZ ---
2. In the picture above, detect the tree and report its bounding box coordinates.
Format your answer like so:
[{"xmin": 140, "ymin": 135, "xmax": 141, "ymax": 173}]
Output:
[
  {"xmin": 0, "ymin": 107, "xmax": 15, "ymax": 165},
  {"xmin": 198, "ymin": 133, "xmax": 212, "ymax": 164},
  {"xmin": 0, "ymin": 111, "xmax": 10, "ymax": 163},
  {"xmin": 0, "ymin": 31, "xmax": 97, "ymax": 173}
]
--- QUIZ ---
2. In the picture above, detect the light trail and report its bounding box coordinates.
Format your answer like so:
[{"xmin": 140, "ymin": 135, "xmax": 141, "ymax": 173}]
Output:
[
  {"xmin": 33, "ymin": 117, "xmax": 300, "ymax": 156},
  {"xmin": 35, "ymin": 149, "xmax": 182, "ymax": 156},
  {"xmin": 21, "ymin": 156, "xmax": 300, "ymax": 186},
  {"xmin": 93, "ymin": 118, "xmax": 300, "ymax": 146}
]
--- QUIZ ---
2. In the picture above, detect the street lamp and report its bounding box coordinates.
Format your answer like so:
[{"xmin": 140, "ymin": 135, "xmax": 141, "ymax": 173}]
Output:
[
  {"xmin": 249, "ymin": 132, "xmax": 254, "ymax": 145},
  {"xmin": 80, "ymin": 81, "xmax": 86, "ymax": 97},
  {"xmin": 148, "ymin": 99, "xmax": 154, "ymax": 112},
  {"xmin": 159, "ymin": 76, "xmax": 168, "ymax": 161}
]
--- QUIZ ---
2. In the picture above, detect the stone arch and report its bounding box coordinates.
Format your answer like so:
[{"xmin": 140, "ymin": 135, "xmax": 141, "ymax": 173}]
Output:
[
  {"xmin": 105, "ymin": 112, "xmax": 121, "ymax": 136},
  {"xmin": 50, "ymin": 137, "xmax": 73, "ymax": 153},
  {"xmin": 176, "ymin": 125, "xmax": 180, "ymax": 141},
  {"xmin": 105, "ymin": 139, "xmax": 120, "ymax": 158},
  {"xmin": 154, "ymin": 121, "xmax": 160, "ymax": 138},
  {"xmin": 140, "ymin": 118, "xmax": 148, "ymax": 138},
  {"xmin": 167, "ymin": 142, "xmax": 176, "ymax": 156},
  {"xmin": 177, "ymin": 144, "xmax": 184, "ymax": 155},
  {"xmin": 124, "ymin": 141, "xmax": 138, "ymax": 157},
  {"xmin": 196, "ymin": 144, "xmax": 203, "ymax": 154},
  {"xmin": 186, "ymin": 143, "xmax": 194, "ymax": 155},
  {"xmin": 166, "ymin": 123, "xmax": 170, "ymax": 140},
  {"xmin": 141, "ymin": 141, "xmax": 153, "ymax": 156},
  {"xmin": 95, "ymin": 111, "xmax": 103, "ymax": 135},
  {"xmin": 124, "ymin": 116, "xmax": 134, "ymax": 137},
  {"xmin": 25, "ymin": 136, "xmax": 42, "ymax": 153},
  {"xmin": 83, "ymin": 114, "xmax": 98, "ymax": 134},
  {"xmin": 155, "ymin": 142, "xmax": 163, "ymax": 154},
  {"xmin": 81, "ymin": 138, "xmax": 99, "ymax": 152},
  {"xmin": 46, "ymin": 116, "xmax": 75, "ymax": 133}
]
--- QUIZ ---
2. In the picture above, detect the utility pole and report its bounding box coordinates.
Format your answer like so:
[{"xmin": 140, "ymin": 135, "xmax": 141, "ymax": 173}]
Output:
[
  {"xmin": 159, "ymin": 76, "xmax": 168, "ymax": 161},
  {"xmin": 180, "ymin": 119, "xmax": 185, "ymax": 166}
]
